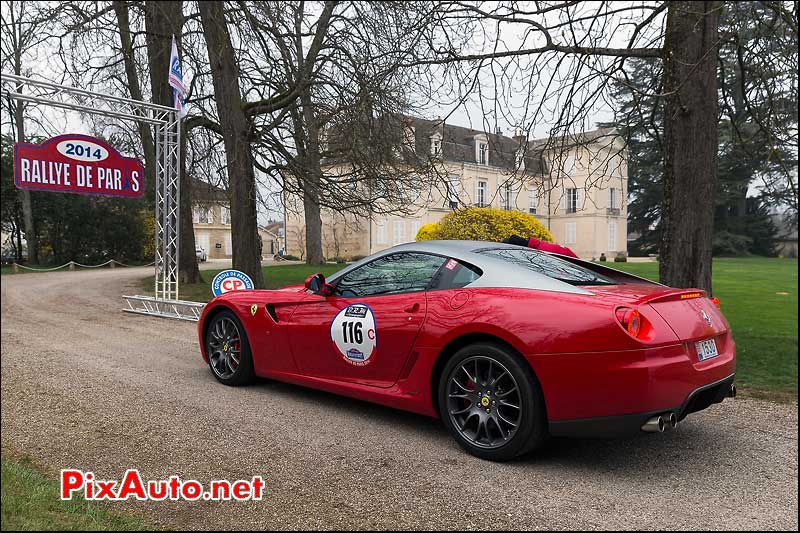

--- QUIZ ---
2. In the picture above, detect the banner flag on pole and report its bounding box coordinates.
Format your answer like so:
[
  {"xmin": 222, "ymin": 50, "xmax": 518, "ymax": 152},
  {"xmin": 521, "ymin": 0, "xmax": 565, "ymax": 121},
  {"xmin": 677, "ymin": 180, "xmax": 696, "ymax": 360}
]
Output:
[{"xmin": 168, "ymin": 35, "xmax": 187, "ymax": 119}]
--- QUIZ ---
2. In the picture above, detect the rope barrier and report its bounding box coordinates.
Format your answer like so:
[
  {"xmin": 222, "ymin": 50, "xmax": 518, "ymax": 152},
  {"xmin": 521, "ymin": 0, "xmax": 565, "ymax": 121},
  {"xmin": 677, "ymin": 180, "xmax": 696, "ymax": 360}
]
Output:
[{"xmin": 11, "ymin": 260, "xmax": 155, "ymax": 272}]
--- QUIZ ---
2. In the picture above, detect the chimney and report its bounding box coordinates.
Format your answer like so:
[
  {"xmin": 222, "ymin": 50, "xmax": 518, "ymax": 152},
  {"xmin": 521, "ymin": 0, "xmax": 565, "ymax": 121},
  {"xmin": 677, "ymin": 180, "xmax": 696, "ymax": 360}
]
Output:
[{"xmin": 512, "ymin": 128, "xmax": 526, "ymax": 145}]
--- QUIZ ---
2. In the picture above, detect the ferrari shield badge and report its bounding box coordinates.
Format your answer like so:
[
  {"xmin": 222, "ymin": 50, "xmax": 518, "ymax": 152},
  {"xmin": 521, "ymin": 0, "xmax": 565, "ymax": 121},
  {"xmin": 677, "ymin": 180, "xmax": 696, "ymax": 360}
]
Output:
[
  {"xmin": 330, "ymin": 303, "xmax": 376, "ymax": 366},
  {"xmin": 251, "ymin": 304, "xmax": 258, "ymax": 317}
]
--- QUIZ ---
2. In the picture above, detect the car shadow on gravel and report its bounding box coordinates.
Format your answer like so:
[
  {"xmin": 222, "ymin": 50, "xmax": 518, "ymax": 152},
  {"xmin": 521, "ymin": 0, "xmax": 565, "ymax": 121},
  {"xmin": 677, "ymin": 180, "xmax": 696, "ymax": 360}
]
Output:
[
  {"xmin": 246, "ymin": 376, "xmax": 446, "ymax": 436},
  {"xmin": 521, "ymin": 419, "xmax": 739, "ymax": 473},
  {"xmin": 232, "ymin": 376, "xmax": 738, "ymax": 472}
]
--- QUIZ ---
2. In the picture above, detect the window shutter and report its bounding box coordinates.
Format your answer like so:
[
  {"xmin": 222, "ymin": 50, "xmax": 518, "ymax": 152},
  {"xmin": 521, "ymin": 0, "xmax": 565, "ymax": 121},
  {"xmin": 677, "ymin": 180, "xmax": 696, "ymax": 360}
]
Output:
[
  {"xmin": 577, "ymin": 188, "xmax": 584, "ymax": 210},
  {"xmin": 608, "ymin": 221, "xmax": 616, "ymax": 252},
  {"xmin": 561, "ymin": 191, "xmax": 567, "ymax": 211}
]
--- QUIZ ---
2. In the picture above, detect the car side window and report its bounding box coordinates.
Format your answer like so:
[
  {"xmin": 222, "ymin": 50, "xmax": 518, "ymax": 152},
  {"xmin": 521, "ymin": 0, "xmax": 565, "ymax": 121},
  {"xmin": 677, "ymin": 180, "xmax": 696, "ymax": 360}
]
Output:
[
  {"xmin": 335, "ymin": 253, "xmax": 447, "ymax": 297},
  {"xmin": 430, "ymin": 259, "xmax": 483, "ymax": 290}
]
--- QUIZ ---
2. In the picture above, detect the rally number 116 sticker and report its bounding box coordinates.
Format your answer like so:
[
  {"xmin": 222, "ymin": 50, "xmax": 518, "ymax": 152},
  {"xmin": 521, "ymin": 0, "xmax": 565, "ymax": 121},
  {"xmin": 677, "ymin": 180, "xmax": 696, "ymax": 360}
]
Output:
[{"xmin": 330, "ymin": 304, "xmax": 376, "ymax": 366}]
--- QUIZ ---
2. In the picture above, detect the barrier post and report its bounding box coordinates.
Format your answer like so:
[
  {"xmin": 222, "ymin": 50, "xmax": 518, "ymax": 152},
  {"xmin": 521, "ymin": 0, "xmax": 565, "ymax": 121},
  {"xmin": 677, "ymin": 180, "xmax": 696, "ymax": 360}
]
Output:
[
  {"xmin": 69, "ymin": 261, "xmax": 75, "ymax": 271},
  {"xmin": 12, "ymin": 263, "xmax": 18, "ymax": 273},
  {"xmin": 110, "ymin": 260, "xmax": 116, "ymax": 269}
]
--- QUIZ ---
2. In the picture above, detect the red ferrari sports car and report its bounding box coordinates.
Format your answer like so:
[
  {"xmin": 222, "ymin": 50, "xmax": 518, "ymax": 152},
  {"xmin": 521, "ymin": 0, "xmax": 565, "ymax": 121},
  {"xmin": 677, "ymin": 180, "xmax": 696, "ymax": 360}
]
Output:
[{"xmin": 198, "ymin": 240, "xmax": 736, "ymax": 461}]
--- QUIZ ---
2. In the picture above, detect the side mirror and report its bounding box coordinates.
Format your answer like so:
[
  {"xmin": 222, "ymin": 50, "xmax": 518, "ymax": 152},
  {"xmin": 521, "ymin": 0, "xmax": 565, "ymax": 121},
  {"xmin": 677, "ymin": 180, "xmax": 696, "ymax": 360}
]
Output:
[{"xmin": 304, "ymin": 273, "xmax": 333, "ymax": 296}]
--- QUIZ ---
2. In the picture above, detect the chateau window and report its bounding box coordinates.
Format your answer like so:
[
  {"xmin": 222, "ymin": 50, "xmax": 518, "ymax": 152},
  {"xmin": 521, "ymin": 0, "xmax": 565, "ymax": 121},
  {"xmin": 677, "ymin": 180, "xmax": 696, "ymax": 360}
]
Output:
[
  {"xmin": 476, "ymin": 180, "xmax": 487, "ymax": 207},
  {"xmin": 565, "ymin": 222, "xmax": 577, "ymax": 244},
  {"xmin": 499, "ymin": 183, "xmax": 513, "ymax": 210},
  {"xmin": 565, "ymin": 188, "xmax": 580, "ymax": 213},
  {"xmin": 478, "ymin": 142, "xmax": 488, "ymax": 165},
  {"xmin": 376, "ymin": 221, "xmax": 387, "ymax": 245},
  {"xmin": 431, "ymin": 138, "xmax": 442, "ymax": 156},
  {"xmin": 447, "ymin": 175, "xmax": 460, "ymax": 208},
  {"xmin": 528, "ymin": 187, "xmax": 538, "ymax": 214}
]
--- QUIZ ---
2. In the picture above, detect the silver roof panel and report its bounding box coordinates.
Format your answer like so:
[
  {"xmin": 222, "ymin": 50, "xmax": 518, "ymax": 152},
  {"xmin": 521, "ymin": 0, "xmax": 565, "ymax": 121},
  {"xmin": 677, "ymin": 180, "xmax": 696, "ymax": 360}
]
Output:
[{"xmin": 327, "ymin": 240, "xmax": 594, "ymax": 295}]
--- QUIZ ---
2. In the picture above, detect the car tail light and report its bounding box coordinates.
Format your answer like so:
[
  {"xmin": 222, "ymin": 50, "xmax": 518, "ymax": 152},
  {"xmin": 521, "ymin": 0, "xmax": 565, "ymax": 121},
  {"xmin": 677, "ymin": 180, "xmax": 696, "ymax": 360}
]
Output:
[
  {"xmin": 616, "ymin": 307, "xmax": 642, "ymax": 337},
  {"xmin": 710, "ymin": 297, "xmax": 721, "ymax": 308}
]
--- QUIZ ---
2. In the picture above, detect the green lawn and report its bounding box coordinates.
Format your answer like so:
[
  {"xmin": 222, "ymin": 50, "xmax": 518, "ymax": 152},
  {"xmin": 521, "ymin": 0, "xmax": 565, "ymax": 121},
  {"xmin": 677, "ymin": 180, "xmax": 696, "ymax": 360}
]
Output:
[
  {"xmin": 142, "ymin": 263, "xmax": 345, "ymax": 303},
  {"xmin": 1, "ymin": 452, "xmax": 152, "ymax": 531},
  {"xmin": 143, "ymin": 258, "xmax": 797, "ymax": 400},
  {"xmin": 0, "ymin": 265, "xmax": 21, "ymax": 275},
  {"xmin": 601, "ymin": 257, "xmax": 798, "ymax": 399}
]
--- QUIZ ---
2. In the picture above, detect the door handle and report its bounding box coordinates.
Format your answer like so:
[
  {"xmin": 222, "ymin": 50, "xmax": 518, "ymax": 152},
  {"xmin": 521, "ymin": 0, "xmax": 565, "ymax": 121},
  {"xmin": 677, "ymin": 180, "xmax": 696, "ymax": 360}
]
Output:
[{"xmin": 404, "ymin": 303, "xmax": 420, "ymax": 313}]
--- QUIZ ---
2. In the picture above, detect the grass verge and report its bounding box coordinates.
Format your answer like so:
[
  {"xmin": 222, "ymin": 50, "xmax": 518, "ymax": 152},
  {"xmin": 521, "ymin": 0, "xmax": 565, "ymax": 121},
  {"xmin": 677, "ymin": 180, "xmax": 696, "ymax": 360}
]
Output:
[
  {"xmin": 1, "ymin": 450, "xmax": 153, "ymax": 531},
  {"xmin": 141, "ymin": 263, "xmax": 345, "ymax": 303}
]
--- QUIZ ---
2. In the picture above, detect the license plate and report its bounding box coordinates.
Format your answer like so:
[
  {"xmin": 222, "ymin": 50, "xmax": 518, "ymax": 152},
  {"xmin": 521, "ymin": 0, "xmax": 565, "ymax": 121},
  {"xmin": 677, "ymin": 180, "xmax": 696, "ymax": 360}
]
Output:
[{"xmin": 695, "ymin": 338, "xmax": 719, "ymax": 361}]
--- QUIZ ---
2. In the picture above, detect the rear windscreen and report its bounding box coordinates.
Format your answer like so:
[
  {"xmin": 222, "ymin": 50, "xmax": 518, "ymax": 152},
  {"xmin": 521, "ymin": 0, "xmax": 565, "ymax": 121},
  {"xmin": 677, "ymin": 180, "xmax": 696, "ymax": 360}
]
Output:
[{"xmin": 474, "ymin": 247, "xmax": 616, "ymax": 286}]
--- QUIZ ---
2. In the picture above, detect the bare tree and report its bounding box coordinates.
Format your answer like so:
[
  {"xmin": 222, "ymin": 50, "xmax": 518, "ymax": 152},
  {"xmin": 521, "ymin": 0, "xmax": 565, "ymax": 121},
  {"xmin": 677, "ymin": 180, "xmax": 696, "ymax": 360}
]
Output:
[
  {"xmin": 400, "ymin": 1, "xmax": 748, "ymax": 292},
  {"xmin": 143, "ymin": 1, "xmax": 202, "ymax": 285},
  {"xmin": 197, "ymin": 1, "xmax": 267, "ymax": 286},
  {"xmin": 52, "ymin": 0, "xmax": 204, "ymax": 283},
  {"xmin": 237, "ymin": 1, "xmax": 448, "ymax": 264},
  {"xmin": 0, "ymin": 2, "xmax": 54, "ymax": 263}
]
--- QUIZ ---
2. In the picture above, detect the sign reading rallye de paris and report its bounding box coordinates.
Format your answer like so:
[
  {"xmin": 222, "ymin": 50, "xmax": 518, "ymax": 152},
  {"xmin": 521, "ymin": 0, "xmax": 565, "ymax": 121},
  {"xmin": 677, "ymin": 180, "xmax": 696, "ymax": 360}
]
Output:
[
  {"xmin": 211, "ymin": 270, "xmax": 255, "ymax": 297},
  {"xmin": 14, "ymin": 134, "xmax": 144, "ymax": 198}
]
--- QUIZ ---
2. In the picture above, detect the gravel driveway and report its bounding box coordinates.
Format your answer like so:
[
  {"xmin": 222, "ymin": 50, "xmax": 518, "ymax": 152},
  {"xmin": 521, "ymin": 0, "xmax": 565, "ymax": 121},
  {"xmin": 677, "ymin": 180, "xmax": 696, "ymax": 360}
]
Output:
[{"xmin": 1, "ymin": 268, "xmax": 797, "ymax": 530}]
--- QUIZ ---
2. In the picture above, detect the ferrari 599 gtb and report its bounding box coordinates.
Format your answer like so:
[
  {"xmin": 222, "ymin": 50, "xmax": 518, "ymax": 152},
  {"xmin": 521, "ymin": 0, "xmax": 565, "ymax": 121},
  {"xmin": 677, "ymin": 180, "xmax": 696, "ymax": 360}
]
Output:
[{"xmin": 198, "ymin": 241, "xmax": 736, "ymax": 461}]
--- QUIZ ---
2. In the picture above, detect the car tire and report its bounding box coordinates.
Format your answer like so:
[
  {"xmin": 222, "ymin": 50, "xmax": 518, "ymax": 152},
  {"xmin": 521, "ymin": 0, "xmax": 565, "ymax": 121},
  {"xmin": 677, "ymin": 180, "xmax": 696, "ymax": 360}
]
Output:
[
  {"xmin": 205, "ymin": 309, "xmax": 255, "ymax": 386},
  {"xmin": 438, "ymin": 342, "xmax": 547, "ymax": 461}
]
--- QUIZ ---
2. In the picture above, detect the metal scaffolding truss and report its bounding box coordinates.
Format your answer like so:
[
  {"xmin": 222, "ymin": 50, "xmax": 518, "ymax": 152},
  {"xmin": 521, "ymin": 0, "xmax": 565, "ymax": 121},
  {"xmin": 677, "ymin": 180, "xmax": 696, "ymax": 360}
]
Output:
[{"xmin": 1, "ymin": 73, "xmax": 201, "ymax": 320}]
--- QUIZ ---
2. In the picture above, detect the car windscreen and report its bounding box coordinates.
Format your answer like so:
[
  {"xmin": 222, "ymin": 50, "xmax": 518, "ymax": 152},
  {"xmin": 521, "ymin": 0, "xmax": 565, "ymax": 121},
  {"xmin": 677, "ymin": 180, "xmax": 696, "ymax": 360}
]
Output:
[{"xmin": 474, "ymin": 247, "xmax": 616, "ymax": 286}]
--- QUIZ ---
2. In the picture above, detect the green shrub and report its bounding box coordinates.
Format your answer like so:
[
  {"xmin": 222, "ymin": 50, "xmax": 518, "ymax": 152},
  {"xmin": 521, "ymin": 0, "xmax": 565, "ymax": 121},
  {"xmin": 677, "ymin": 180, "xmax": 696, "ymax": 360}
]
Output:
[{"xmin": 421, "ymin": 207, "xmax": 553, "ymax": 243}]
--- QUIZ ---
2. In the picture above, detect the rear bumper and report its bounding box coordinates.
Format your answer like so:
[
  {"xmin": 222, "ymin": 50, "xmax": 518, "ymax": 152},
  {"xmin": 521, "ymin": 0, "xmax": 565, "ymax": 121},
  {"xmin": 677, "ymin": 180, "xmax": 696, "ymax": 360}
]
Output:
[
  {"xmin": 548, "ymin": 373, "xmax": 735, "ymax": 438},
  {"xmin": 527, "ymin": 331, "xmax": 736, "ymax": 435}
]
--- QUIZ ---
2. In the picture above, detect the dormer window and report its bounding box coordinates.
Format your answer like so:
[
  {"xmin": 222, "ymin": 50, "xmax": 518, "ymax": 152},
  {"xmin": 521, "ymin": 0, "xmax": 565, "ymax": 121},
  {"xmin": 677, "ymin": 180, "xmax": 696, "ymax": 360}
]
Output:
[
  {"xmin": 478, "ymin": 142, "xmax": 488, "ymax": 165},
  {"xmin": 430, "ymin": 133, "xmax": 442, "ymax": 157}
]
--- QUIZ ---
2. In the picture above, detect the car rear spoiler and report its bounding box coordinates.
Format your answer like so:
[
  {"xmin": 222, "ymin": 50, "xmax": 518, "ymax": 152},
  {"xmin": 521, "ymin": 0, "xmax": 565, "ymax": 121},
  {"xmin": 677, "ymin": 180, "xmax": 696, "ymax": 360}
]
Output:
[
  {"xmin": 635, "ymin": 289, "xmax": 708, "ymax": 305},
  {"xmin": 543, "ymin": 252, "xmax": 665, "ymax": 286}
]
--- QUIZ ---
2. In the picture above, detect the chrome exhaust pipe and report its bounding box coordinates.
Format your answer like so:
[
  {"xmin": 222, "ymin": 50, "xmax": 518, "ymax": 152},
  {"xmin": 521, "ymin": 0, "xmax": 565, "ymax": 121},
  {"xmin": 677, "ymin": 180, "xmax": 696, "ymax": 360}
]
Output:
[
  {"xmin": 728, "ymin": 383, "xmax": 737, "ymax": 398},
  {"xmin": 664, "ymin": 412, "xmax": 678, "ymax": 429},
  {"xmin": 642, "ymin": 415, "xmax": 665, "ymax": 433}
]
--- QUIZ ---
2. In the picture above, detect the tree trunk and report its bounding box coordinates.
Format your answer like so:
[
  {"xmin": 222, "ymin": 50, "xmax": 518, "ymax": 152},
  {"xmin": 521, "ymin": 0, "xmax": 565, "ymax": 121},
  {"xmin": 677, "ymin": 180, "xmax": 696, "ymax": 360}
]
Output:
[
  {"xmin": 113, "ymin": 0, "xmax": 157, "ymax": 203},
  {"xmin": 198, "ymin": 1, "xmax": 264, "ymax": 287},
  {"xmin": 144, "ymin": 0, "xmax": 201, "ymax": 285},
  {"xmin": 300, "ymin": 90, "xmax": 326, "ymax": 265},
  {"xmin": 660, "ymin": 1, "xmax": 721, "ymax": 293},
  {"xmin": 13, "ymin": 60, "xmax": 37, "ymax": 264},
  {"xmin": 303, "ymin": 186, "xmax": 325, "ymax": 264},
  {"xmin": 14, "ymin": 220, "xmax": 23, "ymax": 262}
]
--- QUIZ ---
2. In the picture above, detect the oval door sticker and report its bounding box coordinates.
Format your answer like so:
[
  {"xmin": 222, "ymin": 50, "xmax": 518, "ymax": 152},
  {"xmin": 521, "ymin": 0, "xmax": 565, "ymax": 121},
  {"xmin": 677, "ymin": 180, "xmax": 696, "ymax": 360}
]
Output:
[{"xmin": 330, "ymin": 303, "xmax": 376, "ymax": 366}]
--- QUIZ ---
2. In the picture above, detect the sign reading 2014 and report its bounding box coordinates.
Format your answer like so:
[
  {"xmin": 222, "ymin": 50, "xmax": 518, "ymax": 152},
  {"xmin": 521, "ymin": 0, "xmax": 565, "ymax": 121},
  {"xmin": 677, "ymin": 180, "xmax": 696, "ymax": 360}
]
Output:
[{"xmin": 14, "ymin": 134, "xmax": 144, "ymax": 198}]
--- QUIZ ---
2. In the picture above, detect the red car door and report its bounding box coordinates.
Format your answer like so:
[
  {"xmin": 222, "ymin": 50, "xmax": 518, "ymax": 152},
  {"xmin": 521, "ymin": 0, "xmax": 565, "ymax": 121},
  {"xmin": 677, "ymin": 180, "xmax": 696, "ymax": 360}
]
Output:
[{"xmin": 286, "ymin": 252, "xmax": 446, "ymax": 388}]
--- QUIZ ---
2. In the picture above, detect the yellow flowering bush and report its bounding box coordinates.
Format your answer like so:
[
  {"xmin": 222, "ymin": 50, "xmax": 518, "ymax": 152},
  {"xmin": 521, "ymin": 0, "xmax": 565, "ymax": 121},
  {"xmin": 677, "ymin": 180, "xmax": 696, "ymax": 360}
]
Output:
[
  {"xmin": 415, "ymin": 223, "xmax": 439, "ymax": 241},
  {"xmin": 422, "ymin": 207, "xmax": 553, "ymax": 243}
]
